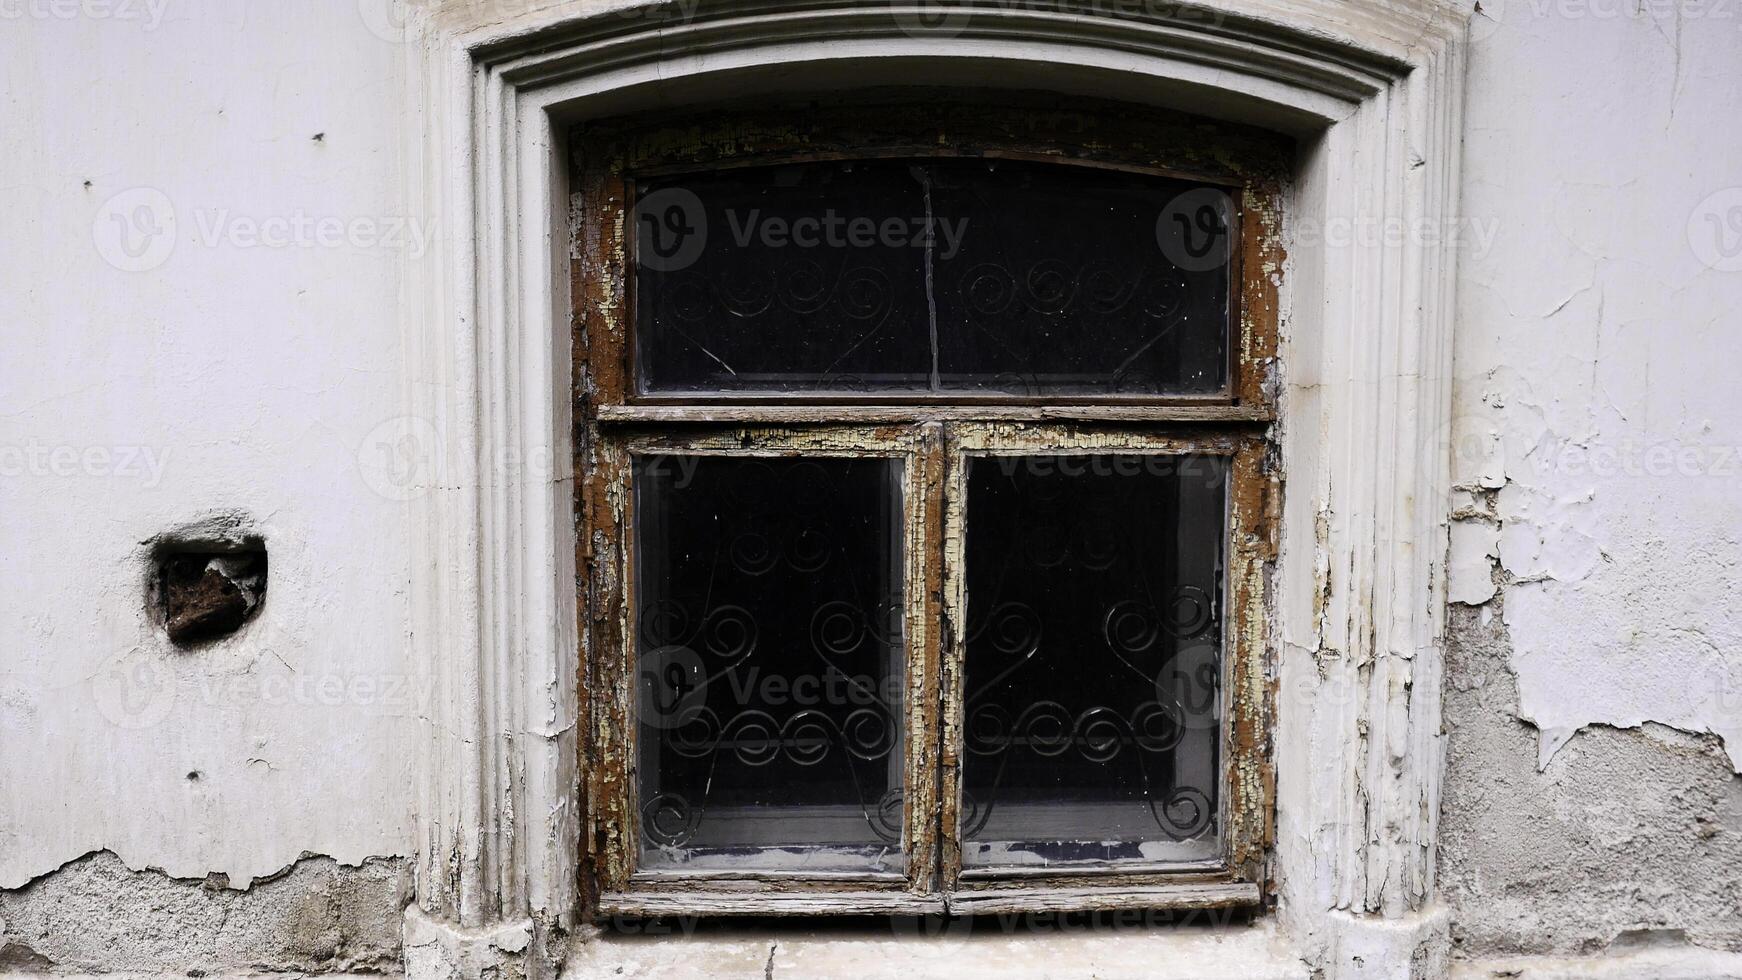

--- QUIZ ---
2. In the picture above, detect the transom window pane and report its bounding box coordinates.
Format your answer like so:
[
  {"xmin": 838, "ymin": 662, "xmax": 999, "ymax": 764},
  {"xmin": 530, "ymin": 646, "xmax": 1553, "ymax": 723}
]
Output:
[
  {"xmin": 634, "ymin": 159, "xmax": 1231, "ymax": 397},
  {"xmin": 960, "ymin": 454, "xmax": 1226, "ymax": 868},
  {"xmin": 634, "ymin": 454, "xmax": 907, "ymax": 872}
]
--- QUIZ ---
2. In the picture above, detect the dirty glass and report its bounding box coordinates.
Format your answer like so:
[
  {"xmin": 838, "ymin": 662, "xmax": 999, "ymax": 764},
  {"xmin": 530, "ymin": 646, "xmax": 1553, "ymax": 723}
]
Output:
[
  {"xmin": 634, "ymin": 160, "xmax": 1231, "ymax": 397},
  {"xmin": 959, "ymin": 453, "xmax": 1226, "ymax": 867},
  {"xmin": 634, "ymin": 454, "xmax": 907, "ymax": 872}
]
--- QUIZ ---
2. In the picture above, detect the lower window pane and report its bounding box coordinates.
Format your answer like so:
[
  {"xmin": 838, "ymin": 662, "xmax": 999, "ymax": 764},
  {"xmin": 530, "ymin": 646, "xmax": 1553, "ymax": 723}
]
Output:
[
  {"xmin": 634, "ymin": 455, "xmax": 906, "ymax": 872},
  {"xmin": 961, "ymin": 453, "xmax": 1226, "ymax": 868}
]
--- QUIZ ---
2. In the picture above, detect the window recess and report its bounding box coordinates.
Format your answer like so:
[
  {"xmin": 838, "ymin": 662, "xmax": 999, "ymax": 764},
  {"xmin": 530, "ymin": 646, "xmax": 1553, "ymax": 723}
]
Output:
[{"xmin": 574, "ymin": 99, "xmax": 1285, "ymax": 918}]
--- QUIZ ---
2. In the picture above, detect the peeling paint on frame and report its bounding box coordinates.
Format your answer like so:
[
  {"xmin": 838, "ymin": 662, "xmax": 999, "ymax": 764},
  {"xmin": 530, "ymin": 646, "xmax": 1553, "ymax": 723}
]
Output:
[
  {"xmin": 939, "ymin": 425, "xmax": 1274, "ymax": 902},
  {"xmin": 571, "ymin": 99, "xmax": 1286, "ymax": 919}
]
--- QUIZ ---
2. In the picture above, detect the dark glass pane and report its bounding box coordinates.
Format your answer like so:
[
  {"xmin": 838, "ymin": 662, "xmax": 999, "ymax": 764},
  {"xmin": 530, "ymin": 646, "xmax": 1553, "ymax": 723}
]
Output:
[
  {"xmin": 633, "ymin": 160, "xmax": 1230, "ymax": 397},
  {"xmin": 931, "ymin": 164, "xmax": 1229, "ymax": 395},
  {"xmin": 960, "ymin": 454, "xmax": 1226, "ymax": 868},
  {"xmin": 634, "ymin": 455, "xmax": 906, "ymax": 871},
  {"xmin": 634, "ymin": 162, "xmax": 933, "ymax": 394}
]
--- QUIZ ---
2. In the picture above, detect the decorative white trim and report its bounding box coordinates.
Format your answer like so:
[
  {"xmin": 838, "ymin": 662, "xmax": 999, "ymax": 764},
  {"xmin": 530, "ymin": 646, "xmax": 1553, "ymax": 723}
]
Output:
[{"xmin": 399, "ymin": 2, "xmax": 1470, "ymax": 977}]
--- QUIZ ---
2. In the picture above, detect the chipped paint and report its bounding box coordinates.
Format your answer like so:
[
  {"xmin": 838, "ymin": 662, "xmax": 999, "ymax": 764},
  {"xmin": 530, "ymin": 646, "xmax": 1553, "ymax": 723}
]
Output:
[
  {"xmin": 1447, "ymin": 7, "xmax": 1742, "ymax": 777},
  {"xmin": 1452, "ymin": 314, "xmax": 1742, "ymax": 775},
  {"xmin": 570, "ymin": 101, "xmax": 1285, "ymax": 917}
]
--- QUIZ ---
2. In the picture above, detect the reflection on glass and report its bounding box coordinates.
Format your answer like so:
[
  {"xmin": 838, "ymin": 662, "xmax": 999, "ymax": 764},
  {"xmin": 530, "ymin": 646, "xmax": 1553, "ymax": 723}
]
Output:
[
  {"xmin": 635, "ymin": 160, "xmax": 1230, "ymax": 396},
  {"xmin": 960, "ymin": 454, "xmax": 1226, "ymax": 868},
  {"xmin": 635, "ymin": 455, "xmax": 906, "ymax": 872}
]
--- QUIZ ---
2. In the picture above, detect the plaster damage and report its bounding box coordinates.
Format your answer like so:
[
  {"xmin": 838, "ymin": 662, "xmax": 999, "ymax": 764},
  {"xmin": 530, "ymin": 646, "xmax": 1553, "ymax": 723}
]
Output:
[
  {"xmin": 1441, "ymin": 4, "xmax": 1742, "ymax": 962},
  {"xmin": 0, "ymin": 851, "xmax": 410, "ymax": 973},
  {"xmin": 1439, "ymin": 600, "xmax": 1742, "ymax": 957},
  {"xmin": 1449, "ymin": 0, "xmax": 1742, "ymax": 775},
  {"xmin": 5, "ymin": 0, "xmax": 1741, "ymax": 975},
  {"xmin": 0, "ymin": 0, "xmax": 415, "ymax": 893}
]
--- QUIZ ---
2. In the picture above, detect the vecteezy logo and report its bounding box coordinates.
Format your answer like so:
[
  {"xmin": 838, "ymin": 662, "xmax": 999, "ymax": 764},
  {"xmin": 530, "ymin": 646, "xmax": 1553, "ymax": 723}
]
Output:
[
  {"xmin": 1688, "ymin": 187, "xmax": 1742, "ymax": 273},
  {"xmin": 633, "ymin": 187, "xmax": 707, "ymax": 273},
  {"xmin": 636, "ymin": 644, "xmax": 707, "ymax": 730},
  {"xmin": 888, "ymin": 0, "xmax": 974, "ymax": 39},
  {"xmin": 93, "ymin": 187, "xmax": 176, "ymax": 272},
  {"xmin": 887, "ymin": 911, "xmax": 974, "ymax": 939},
  {"xmin": 357, "ymin": 415, "xmax": 443, "ymax": 502},
  {"xmin": 92, "ymin": 647, "xmax": 176, "ymax": 729},
  {"xmin": 1156, "ymin": 187, "xmax": 1233, "ymax": 273}
]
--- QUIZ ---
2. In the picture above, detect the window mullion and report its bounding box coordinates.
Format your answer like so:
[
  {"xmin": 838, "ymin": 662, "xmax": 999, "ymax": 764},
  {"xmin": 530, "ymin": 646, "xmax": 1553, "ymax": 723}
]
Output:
[
  {"xmin": 904, "ymin": 421, "xmax": 947, "ymax": 893},
  {"xmin": 936, "ymin": 419, "xmax": 969, "ymax": 889}
]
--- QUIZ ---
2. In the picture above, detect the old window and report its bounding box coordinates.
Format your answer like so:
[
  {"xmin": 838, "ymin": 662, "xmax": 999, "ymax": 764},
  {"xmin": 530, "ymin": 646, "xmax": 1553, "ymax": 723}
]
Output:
[{"xmin": 574, "ymin": 100, "xmax": 1284, "ymax": 917}]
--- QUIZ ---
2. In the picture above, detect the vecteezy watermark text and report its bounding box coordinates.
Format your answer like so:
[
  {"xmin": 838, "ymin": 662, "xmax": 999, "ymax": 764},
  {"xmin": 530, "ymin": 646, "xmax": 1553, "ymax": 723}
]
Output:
[
  {"xmin": 0, "ymin": 0, "xmax": 170, "ymax": 28},
  {"xmin": 633, "ymin": 186, "xmax": 969, "ymax": 272},
  {"xmin": 723, "ymin": 209, "xmax": 968, "ymax": 258},
  {"xmin": 94, "ymin": 187, "xmax": 436, "ymax": 272},
  {"xmin": 191, "ymin": 209, "xmax": 435, "ymax": 258},
  {"xmin": 1529, "ymin": 438, "xmax": 1742, "ymax": 479},
  {"xmin": 355, "ymin": 419, "xmax": 698, "ymax": 502},
  {"xmin": 0, "ymin": 441, "xmax": 170, "ymax": 486}
]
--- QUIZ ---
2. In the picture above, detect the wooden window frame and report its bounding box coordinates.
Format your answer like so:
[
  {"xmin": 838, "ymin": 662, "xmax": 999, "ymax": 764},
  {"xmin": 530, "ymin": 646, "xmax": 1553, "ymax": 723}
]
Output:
[{"xmin": 573, "ymin": 98, "xmax": 1285, "ymax": 919}]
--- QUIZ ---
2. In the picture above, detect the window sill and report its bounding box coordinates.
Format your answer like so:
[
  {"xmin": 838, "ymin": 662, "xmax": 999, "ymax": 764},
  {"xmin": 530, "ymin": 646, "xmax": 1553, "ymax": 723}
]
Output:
[{"xmin": 563, "ymin": 920, "xmax": 1306, "ymax": 979}]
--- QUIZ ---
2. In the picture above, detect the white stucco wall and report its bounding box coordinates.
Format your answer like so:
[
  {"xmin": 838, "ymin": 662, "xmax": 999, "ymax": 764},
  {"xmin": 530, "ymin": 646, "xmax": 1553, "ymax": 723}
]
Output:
[
  {"xmin": 1452, "ymin": 0, "xmax": 1742, "ymax": 770},
  {"xmin": 0, "ymin": 0, "xmax": 417, "ymax": 889},
  {"xmin": 3, "ymin": 0, "xmax": 1741, "ymax": 974},
  {"xmin": 1435, "ymin": 2, "xmax": 1742, "ymax": 959}
]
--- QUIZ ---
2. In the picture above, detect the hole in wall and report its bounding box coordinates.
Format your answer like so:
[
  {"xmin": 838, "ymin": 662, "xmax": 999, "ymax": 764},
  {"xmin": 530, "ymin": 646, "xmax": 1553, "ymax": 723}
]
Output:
[{"xmin": 147, "ymin": 523, "xmax": 268, "ymax": 647}]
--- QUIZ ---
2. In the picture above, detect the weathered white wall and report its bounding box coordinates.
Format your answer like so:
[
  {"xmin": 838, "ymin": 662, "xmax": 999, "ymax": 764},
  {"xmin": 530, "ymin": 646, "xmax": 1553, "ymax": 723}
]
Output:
[
  {"xmin": 3, "ymin": 0, "xmax": 1741, "ymax": 973},
  {"xmin": 1450, "ymin": 0, "xmax": 1742, "ymax": 771},
  {"xmin": 1441, "ymin": 0, "xmax": 1742, "ymax": 958},
  {"xmin": 0, "ymin": 0, "xmax": 417, "ymax": 892}
]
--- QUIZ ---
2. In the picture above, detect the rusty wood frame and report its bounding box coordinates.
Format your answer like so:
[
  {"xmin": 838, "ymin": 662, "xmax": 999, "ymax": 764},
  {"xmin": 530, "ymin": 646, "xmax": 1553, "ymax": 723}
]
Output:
[
  {"xmin": 937, "ymin": 425, "xmax": 1273, "ymax": 898},
  {"xmin": 581, "ymin": 425, "xmax": 940, "ymax": 911},
  {"xmin": 571, "ymin": 96, "xmax": 1289, "ymax": 417},
  {"xmin": 573, "ymin": 98, "xmax": 1284, "ymax": 920},
  {"xmin": 594, "ymin": 405, "xmax": 1274, "ymax": 424}
]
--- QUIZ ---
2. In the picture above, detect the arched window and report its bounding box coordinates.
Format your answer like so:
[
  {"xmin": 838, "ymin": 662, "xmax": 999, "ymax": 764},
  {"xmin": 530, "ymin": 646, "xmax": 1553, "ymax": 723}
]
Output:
[{"xmin": 574, "ymin": 96, "xmax": 1284, "ymax": 916}]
